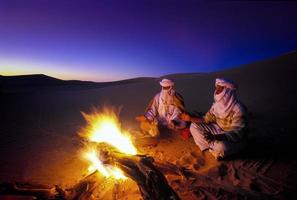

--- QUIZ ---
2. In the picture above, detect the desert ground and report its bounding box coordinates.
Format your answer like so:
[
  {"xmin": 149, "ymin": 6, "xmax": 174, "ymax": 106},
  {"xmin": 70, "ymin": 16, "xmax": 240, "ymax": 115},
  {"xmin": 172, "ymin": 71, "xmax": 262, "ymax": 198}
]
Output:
[{"xmin": 0, "ymin": 51, "xmax": 297, "ymax": 199}]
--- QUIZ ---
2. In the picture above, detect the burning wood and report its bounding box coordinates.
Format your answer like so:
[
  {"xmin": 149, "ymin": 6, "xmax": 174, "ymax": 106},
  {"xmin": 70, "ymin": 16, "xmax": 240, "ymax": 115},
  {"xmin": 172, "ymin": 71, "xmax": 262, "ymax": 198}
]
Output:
[
  {"xmin": 78, "ymin": 108, "xmax": 180, "ymax": 199},
  {"xmin": 98, "ymin": 143, "xmax": 180, "ymax": 200},
  {"xmin": 0, "ymin": 107, "xmax": 181, "ymax": 199},
  {"xmin": 80, "ymin": 107, "xmax": 138, "ymax": 180},
  {"xmin": 0, "ymin": 182, "xmax": 64, "ymax": 199}
]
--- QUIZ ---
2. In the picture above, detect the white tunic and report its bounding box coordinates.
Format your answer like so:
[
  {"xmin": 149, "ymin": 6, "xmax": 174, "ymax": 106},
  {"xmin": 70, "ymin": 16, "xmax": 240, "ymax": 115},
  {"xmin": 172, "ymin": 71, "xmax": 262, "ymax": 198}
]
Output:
[{"xmin": 145, "ymin": 92, "xmax": 183, "ymax": 127}]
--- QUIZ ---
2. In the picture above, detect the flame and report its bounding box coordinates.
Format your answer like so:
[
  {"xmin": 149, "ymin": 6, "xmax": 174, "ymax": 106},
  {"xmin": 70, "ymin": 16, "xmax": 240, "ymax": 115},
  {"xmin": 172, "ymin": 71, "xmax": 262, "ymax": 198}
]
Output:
[
  {"xmin": 80, "ymin": 107, "xmax": 137, "ymax": 180},
  {"xmin": 83, "ymin": 150, "xmax": 127, "ymax": 180}
]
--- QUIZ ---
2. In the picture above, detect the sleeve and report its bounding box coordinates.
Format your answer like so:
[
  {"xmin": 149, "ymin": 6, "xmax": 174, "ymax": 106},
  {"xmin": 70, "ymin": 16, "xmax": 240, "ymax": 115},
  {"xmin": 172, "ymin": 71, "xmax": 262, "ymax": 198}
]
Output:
[
  {"xmin": 145, "ymin": 95, "xmax": 159, "ymax": 121},
  {"xmin": 170, "ymin": 105, "xmax": 183, "ymax": 121},
  {"xmin": 203, "ymin": 105, "xmax": 216, "ymax": 123},
  {"xmin": 224, "ymin": 105, "xmax": 248, "ymax": 142}
]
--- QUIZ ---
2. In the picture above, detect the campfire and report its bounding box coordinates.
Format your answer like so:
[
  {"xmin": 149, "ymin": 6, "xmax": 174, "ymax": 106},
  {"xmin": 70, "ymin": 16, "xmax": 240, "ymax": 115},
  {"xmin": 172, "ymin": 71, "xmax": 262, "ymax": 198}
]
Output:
[
  {"xmin": 77, "ymin": 107, "xmax": 180, "ymax": 200},
  {"xmin": 79, "ymin": 107, "xmax": 137, "ymax": 180},
  {"xmin": 0, "ymin": 107, "xmax": 180, "ymax": 200}
]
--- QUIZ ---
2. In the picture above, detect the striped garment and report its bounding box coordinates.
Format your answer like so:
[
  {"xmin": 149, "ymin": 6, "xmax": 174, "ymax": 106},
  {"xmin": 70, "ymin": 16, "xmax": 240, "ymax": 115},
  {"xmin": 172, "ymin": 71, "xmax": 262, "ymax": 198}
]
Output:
[
  {"xmin": 190, "ymin": 78, "xmax": 248, "ymax": 158},
  {"xmin": 204, "ymin": 101, "xmax": 248, "ymax": 142}
]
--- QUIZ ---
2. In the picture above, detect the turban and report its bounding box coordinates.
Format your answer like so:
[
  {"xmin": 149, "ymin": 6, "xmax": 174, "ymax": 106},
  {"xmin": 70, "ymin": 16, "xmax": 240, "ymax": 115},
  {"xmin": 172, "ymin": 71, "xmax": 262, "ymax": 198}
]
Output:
[
  {"xmin": 160, "ymin": 79, "xmax": 174, "ymax": 87},
  {"xmin": 215, "ymin": 78, "xmax": 236, "ymax": 90},
  {"xmin": 213, "ymin": 78, "xmax": 238, "ymax": 118}
]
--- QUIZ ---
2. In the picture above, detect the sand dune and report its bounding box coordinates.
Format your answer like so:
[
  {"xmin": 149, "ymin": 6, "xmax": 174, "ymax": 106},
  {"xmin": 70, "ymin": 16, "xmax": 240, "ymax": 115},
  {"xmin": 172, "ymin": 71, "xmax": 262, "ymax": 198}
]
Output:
[
  {"xmin": 0, "ymin": 51, "xmax": 296, "ymax": 199},
  {"xmin": 0, "ymin": 74, "xmax": 156, "ymax": 93}
]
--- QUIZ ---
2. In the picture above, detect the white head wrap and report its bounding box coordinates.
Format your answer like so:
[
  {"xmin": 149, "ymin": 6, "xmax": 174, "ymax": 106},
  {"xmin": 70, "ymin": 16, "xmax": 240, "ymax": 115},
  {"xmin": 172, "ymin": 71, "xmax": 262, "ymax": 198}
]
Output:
[
  {"xmin": 215, "ymin": 78, "xmax": 236, "ymax": 90},
  {"xmin": 212, "ymin": 78, "xmax": 238, "ymax": 118},
  {"xmin": 159, "ymin": 79, "xmax": 175, "ymax": 117},
  {"xmin": 160, "ymin": 79, "xmax": 174, "ymax": 87}
]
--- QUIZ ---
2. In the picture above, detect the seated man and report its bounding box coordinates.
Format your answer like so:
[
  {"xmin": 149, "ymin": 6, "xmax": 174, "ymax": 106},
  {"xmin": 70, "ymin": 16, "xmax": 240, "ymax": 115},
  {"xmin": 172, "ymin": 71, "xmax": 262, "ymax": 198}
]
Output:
[
  {"xmin": 136, "ymin": 78, "xmax": 186, "ymax": 137},
  {"xmin": 180, "ymin": 78, "xmax": 248, "ymax": 159}
]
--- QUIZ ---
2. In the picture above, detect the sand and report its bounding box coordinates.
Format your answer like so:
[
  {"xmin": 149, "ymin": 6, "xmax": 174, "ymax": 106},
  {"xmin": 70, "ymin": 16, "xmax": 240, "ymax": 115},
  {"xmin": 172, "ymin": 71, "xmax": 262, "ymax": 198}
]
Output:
[{"xmin": 0, "ymin": 51, "xmax": 297, "ymax": 199}]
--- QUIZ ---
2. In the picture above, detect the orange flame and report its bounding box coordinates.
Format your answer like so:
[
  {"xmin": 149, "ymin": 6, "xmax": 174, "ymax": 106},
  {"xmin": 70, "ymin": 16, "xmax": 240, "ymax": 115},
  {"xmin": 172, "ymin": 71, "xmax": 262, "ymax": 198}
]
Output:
[{"xmin": 80, "ymin": 107, "xmax": 137, "ymax": 179}]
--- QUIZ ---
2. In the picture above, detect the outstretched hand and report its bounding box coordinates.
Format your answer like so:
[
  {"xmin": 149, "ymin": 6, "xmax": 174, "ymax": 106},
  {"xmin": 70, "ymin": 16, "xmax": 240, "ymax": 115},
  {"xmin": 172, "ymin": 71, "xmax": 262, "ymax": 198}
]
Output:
[
  {"xmin": 179, "ymin": 112, "xmax": 191, "ymax": 121},
  {"xmin": 180, "ymin": 112, "xmax": 204, "ymax": 124},
  {"xmin": 135, "ymin": 115, "xmax": 147, "ymax": 122}
]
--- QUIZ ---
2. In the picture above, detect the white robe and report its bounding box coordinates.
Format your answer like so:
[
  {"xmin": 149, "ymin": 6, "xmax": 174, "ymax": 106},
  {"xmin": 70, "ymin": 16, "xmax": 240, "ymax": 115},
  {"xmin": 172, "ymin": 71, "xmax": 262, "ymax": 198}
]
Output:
[
  {"xmin": 190, "ymin": 80, "xmax": 247, "ymax": 158},
  {"xmin": 145, "ymin": 89, "xmax": 184, "ymax": 129}
]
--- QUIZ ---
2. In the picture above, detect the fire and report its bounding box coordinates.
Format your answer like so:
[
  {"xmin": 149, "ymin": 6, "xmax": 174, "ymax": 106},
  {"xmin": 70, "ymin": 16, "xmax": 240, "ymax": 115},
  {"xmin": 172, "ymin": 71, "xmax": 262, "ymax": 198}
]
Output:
[
  {"xmin": 80, "ymin": 107, "xmax": 137, "ymax": 180},
  {"xmin": 84, "ymin": 150, "xmax": 127, "ymax": 180}
]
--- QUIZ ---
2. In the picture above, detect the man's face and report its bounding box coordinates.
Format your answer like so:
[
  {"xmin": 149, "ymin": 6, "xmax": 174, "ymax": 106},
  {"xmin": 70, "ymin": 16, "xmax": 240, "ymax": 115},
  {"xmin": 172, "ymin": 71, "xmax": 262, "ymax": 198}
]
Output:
[
  {"xmin": 162, "ymin": 86, "xmax": 171, "ymax": 90},
  {"xmin": 215, "ymin": 85, "xmax": 224, "ymax": 95}
]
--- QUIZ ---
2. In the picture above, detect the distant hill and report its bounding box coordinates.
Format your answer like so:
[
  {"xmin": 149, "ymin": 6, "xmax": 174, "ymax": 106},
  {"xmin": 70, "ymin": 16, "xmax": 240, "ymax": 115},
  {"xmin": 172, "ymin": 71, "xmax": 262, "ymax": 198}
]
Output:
[
  {"xmin": 0, "ymin": 74, "xmax": 156, "ymax": 92},
  {"xmin": 1, "ymin": 51, "xmax": 296, "ymax": 101},
  {"xmin": 0, "ymin": 74, "xmax": 92, "ymax": 87}
]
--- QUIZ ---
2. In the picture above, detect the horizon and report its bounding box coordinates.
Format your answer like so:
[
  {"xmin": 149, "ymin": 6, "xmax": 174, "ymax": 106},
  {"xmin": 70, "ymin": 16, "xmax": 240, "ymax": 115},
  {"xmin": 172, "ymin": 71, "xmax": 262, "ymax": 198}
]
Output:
[
  {"xmin": 1, "ymin": 0, "xmax": 297, "ymax": 82},
  {"xmin": 1, "ymin": 50, "xmax": 295, "ymax": 82}
]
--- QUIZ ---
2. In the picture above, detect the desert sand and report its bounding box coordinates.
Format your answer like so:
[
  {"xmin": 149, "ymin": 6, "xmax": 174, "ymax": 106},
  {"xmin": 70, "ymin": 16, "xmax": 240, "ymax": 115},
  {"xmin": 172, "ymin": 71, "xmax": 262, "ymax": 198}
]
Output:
[{"xmin": 0, "ymin": 51, "xmax": 297, "ymax": 199}]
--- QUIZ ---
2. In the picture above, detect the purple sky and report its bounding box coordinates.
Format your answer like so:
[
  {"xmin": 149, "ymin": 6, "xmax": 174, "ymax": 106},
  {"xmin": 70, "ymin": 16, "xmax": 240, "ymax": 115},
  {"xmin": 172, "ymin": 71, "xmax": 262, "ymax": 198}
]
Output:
[{"xmin": 0, "ymin": 0, "xmax": 297, "ymax": 81}]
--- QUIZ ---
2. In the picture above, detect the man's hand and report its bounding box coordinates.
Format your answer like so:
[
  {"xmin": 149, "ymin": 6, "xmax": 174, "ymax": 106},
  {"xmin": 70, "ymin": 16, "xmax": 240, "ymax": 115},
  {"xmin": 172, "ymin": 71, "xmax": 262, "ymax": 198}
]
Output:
[
  {"xmin": 180, "ymin": 112, "xmax": 191, "ymax": 121},
  {"xmin": 203, "ymin": 131, "xmax": 215, "ymax": 143},
  {"xmin": 135, "ymin": 115, "xmax": 147, "ymax": 122},
  {"xmin": 171, "ymin": 119, "xmax": 180, "ymax": 126}
]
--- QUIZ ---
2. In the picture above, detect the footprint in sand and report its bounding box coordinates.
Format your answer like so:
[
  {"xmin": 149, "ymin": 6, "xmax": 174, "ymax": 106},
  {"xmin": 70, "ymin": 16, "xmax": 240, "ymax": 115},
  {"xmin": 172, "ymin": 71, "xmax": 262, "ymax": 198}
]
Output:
[
  {"xmin": 176, "ymin": 154, "xmax": 192, "ymax": 167},
  {"xmin": 176, "ymin": 150, "xmax": 219, "ymax": 173},
  {"xmin": 176, "ymin": 151, "xmax": 205, "ymax": 171},
  {"xmin": 190, "ymin": 151, "xmax": 200, "ymax": 158},
  {"xmin": 194, "ymin": 151, "xmax": 219, "ymax": 173},
  {"xmin": 190, "ymin": 151, "xmax": 206, "ymax": 171},
  {"xmin": 153, "ymin": 150, "xmax": 164, "ymax": 160}
]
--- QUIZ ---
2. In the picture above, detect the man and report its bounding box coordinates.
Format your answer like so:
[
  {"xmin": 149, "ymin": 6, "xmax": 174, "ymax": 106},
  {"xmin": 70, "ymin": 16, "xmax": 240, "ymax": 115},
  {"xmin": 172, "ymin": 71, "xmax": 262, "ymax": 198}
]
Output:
[
  {"xmin": 180, "ymin": 78, "xmax": 248, "ymax": 159},
  {"xmin": 136, "ymin": 78, "xmax": 186, "ymax": 137}
]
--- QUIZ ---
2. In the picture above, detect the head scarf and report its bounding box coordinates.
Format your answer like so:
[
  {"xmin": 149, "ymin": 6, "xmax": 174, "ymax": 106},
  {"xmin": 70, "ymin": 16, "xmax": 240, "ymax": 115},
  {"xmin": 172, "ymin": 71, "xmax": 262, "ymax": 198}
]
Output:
[
  {"xmin": 160, "ymin": 85, "xmax": 175, "ymax": 105},
  {"xmin": 215, "ymin": 78, "xmax": 236, "ymax": 90},
  {"xmin": 158, "ymin": 79, "xmax": 176, "ymax": 117},
  {"xmin": 159, "ymin": 78, "xmax": 175, "ymax": 105},
  {"xmin": 160, "ymin": 78, "xmax": 174, "ymax": 87},
  {"xmin": 212, "ymin": 78, "xmax": 238, "ymax": 118}
]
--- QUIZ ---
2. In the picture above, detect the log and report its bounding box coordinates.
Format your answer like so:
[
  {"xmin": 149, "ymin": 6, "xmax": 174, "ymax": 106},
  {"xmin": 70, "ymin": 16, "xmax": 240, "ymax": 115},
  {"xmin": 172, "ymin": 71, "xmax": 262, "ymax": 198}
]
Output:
[
  {"xmin": 0, "ymin": 172, "xmax": 100, "ymax": 200},
  {"xmin": 0, "ymin": 182, "xmax": 64, "ymax": 199},
  {"xmin": 0, "ymin": 144, "xmax": 181, "ymax": 200},
  {"xmin": 98, "ymin": 144, "xmax": 180, "ymax": 200},
  {"xmin": 64, "ymin": 171, "xmax": 99, "ymax": 200}
]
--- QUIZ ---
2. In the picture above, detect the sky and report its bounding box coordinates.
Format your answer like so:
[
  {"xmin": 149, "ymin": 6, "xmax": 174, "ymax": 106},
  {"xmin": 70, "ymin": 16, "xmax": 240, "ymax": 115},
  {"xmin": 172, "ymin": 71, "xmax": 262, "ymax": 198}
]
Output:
[{"xmin": 0, "ymin": 0, "xmax": 297, "ymax": 81}]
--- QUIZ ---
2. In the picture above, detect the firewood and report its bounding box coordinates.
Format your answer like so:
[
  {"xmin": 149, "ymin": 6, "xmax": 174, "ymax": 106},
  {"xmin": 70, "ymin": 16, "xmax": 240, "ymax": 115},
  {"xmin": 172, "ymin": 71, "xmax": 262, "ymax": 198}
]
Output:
[
  {"xmin": 0, "ymin": 143, "xmax": 181, "ymax": 200},
  {"xmin": 98, "ymin": 144, "xmax": 180, "ymax": 200},
  {"xmin": 0, "ymin": 182, "xmax": 63, "ymax": 199}
]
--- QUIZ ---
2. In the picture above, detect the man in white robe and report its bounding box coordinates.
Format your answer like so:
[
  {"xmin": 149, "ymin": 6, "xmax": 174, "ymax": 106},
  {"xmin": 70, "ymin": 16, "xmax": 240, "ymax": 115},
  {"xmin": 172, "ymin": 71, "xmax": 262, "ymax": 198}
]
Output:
[
  {"xmin": 136, "ymin": 79, "xmax": 186, "ymax": 137},
  {"xmin": 180, "ymin": 78, "xmax": 248, "ymax": 159}
]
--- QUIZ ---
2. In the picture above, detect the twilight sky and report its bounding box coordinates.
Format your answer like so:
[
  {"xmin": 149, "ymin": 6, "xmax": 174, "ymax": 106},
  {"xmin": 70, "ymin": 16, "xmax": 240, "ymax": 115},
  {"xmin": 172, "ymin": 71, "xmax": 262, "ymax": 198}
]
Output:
[{"xmin": 0, "ymin": 0, "xmax": 297, "ymax": 81}]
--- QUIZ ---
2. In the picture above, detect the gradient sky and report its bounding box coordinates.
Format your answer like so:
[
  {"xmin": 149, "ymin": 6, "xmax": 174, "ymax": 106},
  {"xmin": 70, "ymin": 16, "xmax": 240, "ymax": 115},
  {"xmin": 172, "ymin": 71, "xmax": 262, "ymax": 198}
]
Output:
[{"xmin": 0, "ymin": 0, "xmax": 297, "ymax": 81}]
